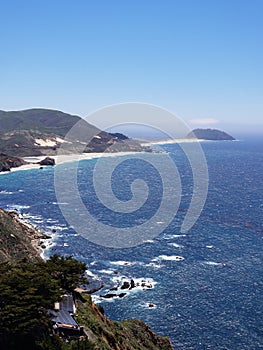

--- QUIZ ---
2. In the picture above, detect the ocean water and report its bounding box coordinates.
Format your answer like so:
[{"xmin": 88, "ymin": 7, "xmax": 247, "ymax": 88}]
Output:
[{"xmin": 0, "ymin": 139, "xmax": 263, "ymax": 349}]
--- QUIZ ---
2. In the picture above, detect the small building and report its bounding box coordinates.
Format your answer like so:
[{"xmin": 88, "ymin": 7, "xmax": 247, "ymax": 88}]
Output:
[{"xmin": 50, "ymin": 294, "xmax": 82, "ymax": 338}]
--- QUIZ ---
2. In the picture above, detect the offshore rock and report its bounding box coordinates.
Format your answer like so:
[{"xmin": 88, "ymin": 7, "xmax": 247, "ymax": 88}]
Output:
[{"xmin": 38, "ymin": 157, "xmax": 55, "ymax": 166}]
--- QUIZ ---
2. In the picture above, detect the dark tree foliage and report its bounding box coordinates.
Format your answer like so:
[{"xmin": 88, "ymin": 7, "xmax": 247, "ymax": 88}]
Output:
[
  {"xmin": 0, "ymin": 255, "xmax": 89, "ymax": 350},
  {"xmin": 45, "ymin": 254, "xmax": 88, "ymax": 292}
]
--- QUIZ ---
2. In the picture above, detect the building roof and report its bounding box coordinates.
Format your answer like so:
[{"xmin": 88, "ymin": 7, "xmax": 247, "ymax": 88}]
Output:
[
  {"xmin": 52, "ymin": 309, "xmax": 79, "ymax": 328},
  {"xmin": 60, "ymin": 294, "xmax": 75, "ymax": 313}
]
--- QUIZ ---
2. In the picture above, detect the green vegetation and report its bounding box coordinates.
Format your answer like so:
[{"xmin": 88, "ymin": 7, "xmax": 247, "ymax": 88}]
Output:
[
  {"xmin": 74, "ymin": 294, "xmax": 173, "ymax": 350},
  {"xmin": 0, "ymin": 109, "xmax": 84, "ymax": 136},
  {"xmin": 0, "ymin": 208, "xmax": 173, "ymax": 349},
  {"xmin": 0, "ymin": 256, "xmax": 88, "ymax": 350},
  {"xmin": 0, "ymin": 108, "xmax": 150, "ymax": 157},
  {"xmin": 0, "ymin": 256, "xmax": 173, "ymax": 350}
]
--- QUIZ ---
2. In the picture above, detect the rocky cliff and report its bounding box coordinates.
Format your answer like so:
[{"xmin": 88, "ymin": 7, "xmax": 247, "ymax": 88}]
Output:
[
  {"xmin": 0, "ymin": 208, "xmax": 46, "ymax": 263},
  {"xmin": 0, "ymin": 207, "xmax": 174, "ymax": 349}
]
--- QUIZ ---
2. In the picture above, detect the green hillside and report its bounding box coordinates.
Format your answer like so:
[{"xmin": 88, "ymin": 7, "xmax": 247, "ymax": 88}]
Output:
[
  {"xmin": 0, "ymin": 109, "xmax": 89, "ymax": 136},
  {"xmin": 0, "ymin": 109, "xmax": 149, "ymax": 157}
]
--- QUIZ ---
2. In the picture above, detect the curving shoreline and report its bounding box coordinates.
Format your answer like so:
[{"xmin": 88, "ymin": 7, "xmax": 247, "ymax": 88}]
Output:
[{"xmin": 0, "ymin": 151, "xmax": 145, "ymax": 175}]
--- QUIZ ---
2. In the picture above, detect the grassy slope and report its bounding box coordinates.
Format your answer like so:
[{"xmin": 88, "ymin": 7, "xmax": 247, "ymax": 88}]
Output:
[
  {"xmin": 0, "ymin": 109, "xmax": 86, "ymax": 136},
  {"xmin": 75, "ymin": 294, "xmax": 173, "ymax": 350}
]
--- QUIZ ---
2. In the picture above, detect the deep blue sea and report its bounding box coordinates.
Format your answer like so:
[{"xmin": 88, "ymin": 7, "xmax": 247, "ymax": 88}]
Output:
[{"xmin": 1, "ymin": 139, "xmax": 263, "ymax": 350}]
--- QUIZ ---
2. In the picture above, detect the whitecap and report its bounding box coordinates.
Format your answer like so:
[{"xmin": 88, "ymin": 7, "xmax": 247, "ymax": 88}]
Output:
[
  {"xmin": 168, "ymin": 242, "xmax": 184, "ymax": 248},
  {"xmin": 85, "ymin": 270, "xmax": 102, "ymax": 281},
  {"xmin": 52, "ymin": 202, "xmax": 69, "ymax": 205},
  {"xmin": 143, "ymin": 239, "xmax": 155, "ymax": 244},
  {"xmin": 163, "ymin": 234, "xmax": 187, "ymax": 240},
  {"xmin": 153, "ymin": 255, "xmax": 185, "ymax": 261},
  {"xmin": 145, "ymin": 262, "xmax": 165, "ymax": 269},
  {"xmin": 110, "ymin": 261, "xmax": 135, "ymax": 266},
  {"xmin": 7, "ymin": 204, "xmax": 31, "ymax": 210},
  {"xmin": 99, "ymin": 269, "xmax": 115, "ymax": 275},
  {"xmin": 204, "ymin": 261, "xmax": 221, "ymax": 266},
  {"xmin": 91, "ymin": 295, "xmax": 103, "ymax": 304},
  {"xmin": 111, "ymin": 276, "xmax": 157, "ymax": 291}
]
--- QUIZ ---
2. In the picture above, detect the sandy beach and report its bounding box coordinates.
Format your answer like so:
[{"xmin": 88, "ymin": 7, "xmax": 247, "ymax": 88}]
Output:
[
  {"xmin": 140, "ymin": 138, "xmax": 204, "ymax": 146},
  {"xmin": 0, "ymin": 151, "xmax": 144, "ymax": 175},
  {"xmin": 0, "ymin": 138, "xmax": 204, "ymax": 175}
]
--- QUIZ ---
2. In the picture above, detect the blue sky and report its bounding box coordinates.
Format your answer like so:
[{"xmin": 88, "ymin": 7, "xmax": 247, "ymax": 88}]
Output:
[{"xmin": 1, "ymin": 0, "xmax": 263, "ymax": 136}]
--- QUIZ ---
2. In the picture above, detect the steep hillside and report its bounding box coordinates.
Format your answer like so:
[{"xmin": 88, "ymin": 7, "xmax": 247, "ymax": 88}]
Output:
[
  {"xmin": 0, "ymin": 109, "xmax": 84, "ymax": 136},
  {"xmin": 0, "ymin": 153, "xmax": 27, "ymax": 171},
  {"xmin": 75, "ymin": 293, "xmax": 173, "ymax": 350},
  {"xmin": 0, "ymin": 208, "xmax": 174, "ymax": 349},
  {"xmin": 0, "ymin": 208, "xmax": 46, "ymax": 263},
  {"xmin": 0, "ymin": 109, "xmax": 150, "ymax": 157}
]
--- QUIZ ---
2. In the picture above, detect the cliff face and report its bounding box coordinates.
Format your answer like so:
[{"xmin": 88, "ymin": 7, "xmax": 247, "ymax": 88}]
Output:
[
  {"xmin": 0, "ymin": 208, "xmax": 46, "ymax": 263},
  {"xmin": 75, "ymin": 294, "xmax": 173, "ymax": 350},
  {"xmin": 0, "ymin": 153, "xmax": 27, "ymax": 172}
]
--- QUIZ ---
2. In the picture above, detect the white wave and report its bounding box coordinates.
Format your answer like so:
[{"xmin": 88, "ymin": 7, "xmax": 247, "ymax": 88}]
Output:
[
  {"xmin": 204, "ymin": 261, "xmax": 221, "ymax": 266},
  {"xmin": 153, "ymin": 255, "xmax": 185, "ymax": 261},
  {"xmin": 86, "ymin": 270, "xmax": 100, "ymax": 280},
  {"xmin": 168, "ymin": 242, "xmax": 184, "ymax": 248},
  {"xmin": 111, "ymin": 276, "xmax": 157, "ymax": 291},
  {"xmin": 0, "ymin": 190, "xmax": 14, "ymax": 195},
  {"xmin": 163, "ymin": 234, "xmax": 187, "ymax": 240},
  {"xmin": 52, "ymin": 202, "xmax": 69, "ymax": 205},
  {"xmin": 46, "ymin": 218, "xmax": 59, "ymax": 223},
  {"xmin": 110, "ymin": 260, "xmax": 135, "ymax": 266},
  {"xmin": 99, "ymin": 269, "xmax": 115, "ymax": 275},
  {"xmin": 145, "ymin": 262, "xmax": 165, "ymax": 269},
  {"xmin": 143, "ymin": 239, "xmax": 155, "ymax": 244},
  {"xmin": 90, "ymin": 295, "xmax": 103, "ymax": 304},
  {"xmin": 7, "ymin": 204, "xmax": 31, "ymax": 210},
  {"xmin": 23, "ymin": 214, "xmax": 43, "ymax": 220}
]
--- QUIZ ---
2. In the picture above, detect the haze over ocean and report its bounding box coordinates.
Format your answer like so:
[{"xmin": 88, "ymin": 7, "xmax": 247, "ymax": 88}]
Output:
[{"xmin": 1, "ymin": 138, "xmax": 262, "ymax": 349}]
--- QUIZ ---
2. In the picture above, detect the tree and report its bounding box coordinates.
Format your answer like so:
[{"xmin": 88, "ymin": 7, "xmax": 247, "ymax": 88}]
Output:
[
  {"xmin": 45, "ymin": 254, "xmax": 88, "ymax": 292},
  {"xmin": 0, "ymin": 255, "xmax": 89, "ymax": 350}
]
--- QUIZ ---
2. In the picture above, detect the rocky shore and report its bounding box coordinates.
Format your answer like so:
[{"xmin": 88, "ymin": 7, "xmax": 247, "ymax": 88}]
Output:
[{"xmin": 0, "ymin": 208, "xmax": 50, "ymax": 263}]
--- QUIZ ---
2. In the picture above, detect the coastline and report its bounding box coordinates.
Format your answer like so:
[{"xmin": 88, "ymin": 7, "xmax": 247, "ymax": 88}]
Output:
[
  {"xmin": 0, "ymin": 151, "xmax": 145, "ymax": 175},
  {"xmin": 140, "ymin": 138, "xmax": 205, "ymax": 146},
  {"xmin": 0, "ymin": 138, "xmax": 207, "ymax": 175}
]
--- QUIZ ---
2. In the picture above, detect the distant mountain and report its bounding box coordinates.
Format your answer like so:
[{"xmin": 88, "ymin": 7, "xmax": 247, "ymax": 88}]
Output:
[
  {"xmin": 0, "ymin": 109, "xmax": 150, "ymax": 157},
  {"xmin": 187, "ymin": 128, "xmax": 235, "ymax": 140}
]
